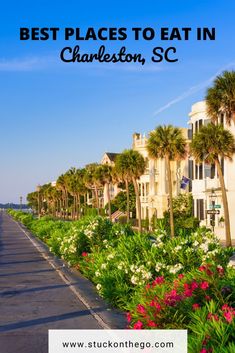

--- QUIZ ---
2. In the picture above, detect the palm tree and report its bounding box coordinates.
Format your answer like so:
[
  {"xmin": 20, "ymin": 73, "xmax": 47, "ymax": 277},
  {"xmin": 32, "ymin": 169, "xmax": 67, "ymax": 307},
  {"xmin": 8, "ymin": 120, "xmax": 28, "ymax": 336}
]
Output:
[
  {"xmin": 96, "ymin": 165, "xmax": 113, "ymax": 219},
  {"xmin": 84, "ymin": 164, "xmax": 101, "ymax": 214},
  {"xmin": 27, "ymin": 191, "xmax": 38, "ymax": 212},
  {"xmin": 190, "ymin": 123, "xmax": 235, "ymax": 247},
  {"xmin": 115, "ymin": 156, "xmax": 132, "ymax": 222},
  {"xmin": 206, "ymin": 70, "xmax": 235, "ymax": 124},
  {"xmin": 147, "ymin": 125, "xmax": 187, "ymax": 237},
  {"xmin": 56, "ymin": 174, "xmax": 69, "ymax": 218},
  {"xmin": 116, "ymin": 150, "xmax": 145, "ymax": 232}
]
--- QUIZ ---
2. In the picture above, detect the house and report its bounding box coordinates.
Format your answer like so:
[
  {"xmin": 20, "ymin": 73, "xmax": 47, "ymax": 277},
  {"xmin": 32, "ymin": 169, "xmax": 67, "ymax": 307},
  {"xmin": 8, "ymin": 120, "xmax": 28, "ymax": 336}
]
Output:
[
  {"xmin": 132, "ymin": 130, "xmax": 189, "ymax": 221},
  {"xmin": 188, "ymin": 100, "xmax": 235, "ymax": 241},
  {"xmin": 100, "ymin": 152, "xmax": 120, "ymax": 208}
]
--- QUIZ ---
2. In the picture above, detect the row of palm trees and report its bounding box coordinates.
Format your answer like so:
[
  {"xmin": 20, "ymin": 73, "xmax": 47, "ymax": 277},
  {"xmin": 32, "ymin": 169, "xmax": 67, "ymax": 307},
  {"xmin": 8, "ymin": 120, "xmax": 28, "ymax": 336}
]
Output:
[{"xmin": 27, "ymin": 70, "xmax": 235, "ymax": 246}]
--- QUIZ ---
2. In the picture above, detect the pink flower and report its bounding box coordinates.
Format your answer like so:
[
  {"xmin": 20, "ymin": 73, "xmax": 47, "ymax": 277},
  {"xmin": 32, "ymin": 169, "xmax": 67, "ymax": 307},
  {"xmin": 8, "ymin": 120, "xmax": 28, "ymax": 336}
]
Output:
[
  {"xmin": 216, "ymin": 266, "xmax": 224, "ymax": 275},
  {"xmin": 170, "ymin": 289, "xmax": 177, "ymax": 296},
  {"xmin": 205, "ymin": 295, "xmax": 211, "ymax": 301},
  {"xmin": 137, "ymin": 304, "xmax": 146, "ymax": 315},
  {"xmin": 206, "ymin": 269, "xmax": 213, "ymax": 276},
  {"xmin": 152, "ymin": 276, "xmax": 164, "ymax": 286},
  {"xmin": 133, "ymin": 320, "xmax": 143, "ymax": 329},
  {"xmin": 200, "ymin": 281, "xmax": 209, "ymax": 290},
  {"xmin": 147, "ymin": 320, "xmax": 157, "ymax": 327},
  {"xmin": 200, "ymin": 349, "xmax": 207, "ymax": 353},
  {"xmin": 207, "ymin": 313, "xmax": 219, "ymax": 321},
  {"xmin": 192, "ymin": 303, "xmax": 200, "ymax": 310},
  {"xmin": 222, "ymin": 304, "xmax": 230, "ymax": 311},
  {"xmin": 199, "ymin": 265, "xmax": 206, "ymax": 272},
  {"xmin": 184, "ymin": 289, "xmax": 193, "ymax": 297},
  {"xmin": 164, "ymin": 290, "xmax": 182, "ymax": 306},
  {"xmin": 191, "ymin": 281, "xmax": 199, "ymax": 290},
  {"xmin": 224, "ymin": 311, "xmax": 233, "ymax": 323},
  {"xmin": 126, "ymin": 312, "xmax": 132, "ymax": 323},
  {"xmin": 149, "ymin": 300, "xmax": 161, "ymax": 311},
  {"xmin": 178, "ymin": 274, "xmax": 184, "ymax": 279},
  {"xmin": 82, "ymin": 252, "xmax": 88, "ymax": 257}
]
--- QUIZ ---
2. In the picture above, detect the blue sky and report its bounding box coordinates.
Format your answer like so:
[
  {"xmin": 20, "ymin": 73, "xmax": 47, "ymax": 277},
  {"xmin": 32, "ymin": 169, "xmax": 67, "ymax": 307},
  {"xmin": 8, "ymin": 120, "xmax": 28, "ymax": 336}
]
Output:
[{"xmin": 0, "ymin": 0, "xmax": 235, "ymax": 203}]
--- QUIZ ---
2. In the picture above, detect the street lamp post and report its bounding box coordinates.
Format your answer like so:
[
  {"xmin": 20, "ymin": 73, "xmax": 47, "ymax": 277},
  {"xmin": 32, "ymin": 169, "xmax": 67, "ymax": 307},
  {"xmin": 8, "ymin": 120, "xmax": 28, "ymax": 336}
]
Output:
[
  {"xmin": 209, "ymin": 188, "xmax": 217, "ymax": 233},
  {"xmin": 19, "ymin": 196, "xmax": 23, "ymax": 210}
]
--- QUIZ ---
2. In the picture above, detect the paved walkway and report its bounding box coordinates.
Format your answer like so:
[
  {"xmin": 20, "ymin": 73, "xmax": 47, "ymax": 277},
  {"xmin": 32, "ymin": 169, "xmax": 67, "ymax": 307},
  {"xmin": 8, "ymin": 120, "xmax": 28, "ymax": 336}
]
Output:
[{"xmin": 0, "ymin": 212, "xmax": 103, "ymax": 353}]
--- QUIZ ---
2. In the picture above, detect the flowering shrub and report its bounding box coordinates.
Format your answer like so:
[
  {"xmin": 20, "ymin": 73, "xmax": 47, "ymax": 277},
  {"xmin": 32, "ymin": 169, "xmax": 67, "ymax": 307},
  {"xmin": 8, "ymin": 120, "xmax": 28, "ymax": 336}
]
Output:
[
  {"xmin": 127, "ymin": 263, "xmax": 235, "ymax": 352},
  {"xmin": 8, "ymin": 210, "xmax": 235, "ymax": 352}
]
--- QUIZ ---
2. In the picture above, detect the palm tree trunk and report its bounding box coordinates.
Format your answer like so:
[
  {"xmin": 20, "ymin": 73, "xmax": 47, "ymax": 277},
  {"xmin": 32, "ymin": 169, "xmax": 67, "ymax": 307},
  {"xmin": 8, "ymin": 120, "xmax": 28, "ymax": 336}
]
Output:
[
  {"xmin": 166, "ymin": 155, "xmax": 174, "ymax": 237},
  {"xmin": 77, "ymin": 194, "xmax": 81, "ymax": 219},
  {"xmin": 106, "ymin": 183, "xmax": 112, "ymax": 220},
  {"xmin": 94, "ymin": 186, "xmax": 99, "ymax": 215},
  {"xmin": 73, "ymin": 195, "xmax": 76, "ymax": 220},
  {"xmin": 65, "ymin": 190, "xmax": 68, "ymax": 219},
  {"xmin": 215, "ymin": 158, "xmax": 232, "ymax": 247},
  {"xmin": 125, "ymin": 179, "xmax": 130, "ymax": 222},
  {"xmin": 132, "ymin": 178, "xmax": 142, "ymax": 233}
]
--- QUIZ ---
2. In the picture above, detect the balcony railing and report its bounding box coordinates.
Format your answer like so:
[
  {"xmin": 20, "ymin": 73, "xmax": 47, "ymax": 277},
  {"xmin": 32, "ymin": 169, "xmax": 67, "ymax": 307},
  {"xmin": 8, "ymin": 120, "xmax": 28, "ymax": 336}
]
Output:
[{"xmin": 205, "ymin": 177, "xmax": 220, "ymax": 191}]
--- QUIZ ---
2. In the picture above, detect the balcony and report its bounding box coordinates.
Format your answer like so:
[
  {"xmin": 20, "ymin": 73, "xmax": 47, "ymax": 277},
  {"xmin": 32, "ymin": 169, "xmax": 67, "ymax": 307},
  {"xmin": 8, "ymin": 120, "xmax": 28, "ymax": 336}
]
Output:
[
  {"xmin": 140, "ymin": 196, "xmax": 148, "ymax": 203},
  {"xmin": 205, "ymin": 177, "xmax": 220, "ymax": 191}
]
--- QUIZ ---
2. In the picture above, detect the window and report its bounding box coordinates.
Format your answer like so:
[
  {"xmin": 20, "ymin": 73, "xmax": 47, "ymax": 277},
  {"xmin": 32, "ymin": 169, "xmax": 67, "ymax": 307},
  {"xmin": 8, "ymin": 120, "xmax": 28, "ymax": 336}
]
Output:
[
  {"xmin": 189, "ymin": 160, "xmax": 194, "ymax": 179},
  {"xmin": 188, "ymin": 124, "xmax": 193, "ymax": 139},
  {"xmin": 220, "ymin": 114, "xmax": 224, "ymax": 125},
  {"xmin": 204, "ymin": 163, "xmax": 215, "ymax": 179},
  {"xmin": 199, "ymin": 119, "xmax": 203, "ymax": 130},
  {"xmin": 196, "ymin": 199, "xmax": 204, "ymax": 220},
  {"xmin": 195, "ymin": 164, "xmax": 198, "ymax": 179},
  {"xmin": 199, "ymin": 164, "xmax": 203, "ymax": 179},
  {"xmin": 211, "ymin": 164, "xmax": 215, "ymax": 178}
]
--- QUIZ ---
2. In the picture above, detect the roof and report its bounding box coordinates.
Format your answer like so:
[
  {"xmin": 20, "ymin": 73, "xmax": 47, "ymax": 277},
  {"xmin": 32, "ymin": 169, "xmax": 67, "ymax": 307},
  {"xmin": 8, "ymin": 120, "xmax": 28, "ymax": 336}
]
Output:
[{"xmin": 104, "ymin": 152, "xmax": 120, "ymax": 162}]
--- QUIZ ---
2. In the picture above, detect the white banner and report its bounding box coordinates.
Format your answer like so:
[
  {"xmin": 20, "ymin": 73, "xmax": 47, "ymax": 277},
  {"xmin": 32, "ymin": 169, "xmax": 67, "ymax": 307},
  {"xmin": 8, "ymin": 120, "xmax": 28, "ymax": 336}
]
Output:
[{"xmin": 49, "ymin": 329, "xmax": 187, "ymax": 353}]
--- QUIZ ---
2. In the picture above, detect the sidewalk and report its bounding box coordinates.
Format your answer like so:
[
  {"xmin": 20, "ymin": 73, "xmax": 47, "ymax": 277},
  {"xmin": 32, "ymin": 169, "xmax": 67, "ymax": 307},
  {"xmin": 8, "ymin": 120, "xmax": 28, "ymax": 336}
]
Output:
[{"xmin": 0, "ymin": 212, "xmax": 123, "ymax": 353}]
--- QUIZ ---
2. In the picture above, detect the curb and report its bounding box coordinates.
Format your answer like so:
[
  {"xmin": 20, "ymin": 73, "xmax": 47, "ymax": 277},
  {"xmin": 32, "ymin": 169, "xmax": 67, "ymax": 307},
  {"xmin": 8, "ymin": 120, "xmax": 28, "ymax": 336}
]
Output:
[{"xmin": 14, "ymin": 219, "xmax": 126, "ymax": 330}]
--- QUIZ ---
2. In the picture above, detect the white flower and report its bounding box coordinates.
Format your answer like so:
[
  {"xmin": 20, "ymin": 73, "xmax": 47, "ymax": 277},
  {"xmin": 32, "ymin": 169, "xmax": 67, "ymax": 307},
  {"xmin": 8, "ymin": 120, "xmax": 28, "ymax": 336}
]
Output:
[
  {"xmin": 95, "ymin": 270, "xmax": 101, "ymax": 277},
  {"xmin": 175, "ymin": 245, "xmax": 182, "ymax": 251},
  {"xmin": 96, "ymin": 284, "xmax": 102, "ymax": 291},
  {"xmin": 169, "ymin": 263, "xmax": 183, "ymax": 274},
  {"xmin": 131, "ymin": 275, "xmax": 138, "ymax": 285},
  {"xmin": 144, "ymin": 272, "xmax": 152, "ymax": 280},
  {"xmin": 227, "ymin": 262, "xmax": 234, "ymax": 268},
  {"xmin": 101, "ymin": 263, "xmax": 107, "ymax": 269},
  {"xmin": 155, "ymin": 263, "xmax": 162, "ymax": 272},
  {"xmin": 199, "ymin": 243, "xmax": 209, "ymax": 253},
  {"xmin": 107, "ymin": 253, "xmax": 115, "ymax": 260},
  {"xmin": 130, "ymin": 264, "xmax": 137, "ymax": 272}
]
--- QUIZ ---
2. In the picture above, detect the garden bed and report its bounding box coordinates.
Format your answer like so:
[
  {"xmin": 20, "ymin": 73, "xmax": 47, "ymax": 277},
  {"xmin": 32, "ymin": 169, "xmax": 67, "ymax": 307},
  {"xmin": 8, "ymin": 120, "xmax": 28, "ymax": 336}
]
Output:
[{"xmin": 8, "ymin": 210, "xmax": 235, "ymax": 353}]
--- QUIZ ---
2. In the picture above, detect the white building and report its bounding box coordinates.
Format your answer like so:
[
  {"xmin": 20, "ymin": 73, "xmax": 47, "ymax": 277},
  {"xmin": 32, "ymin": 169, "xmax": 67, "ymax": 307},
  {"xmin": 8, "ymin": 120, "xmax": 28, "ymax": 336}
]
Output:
[
  {"xmin": 188, "ymin": 101, "xmax": 235, "ymax": 241},
  {"xmin": 100, "ymin": 152, "xmax": 120, "ymax": 207},
  {"xmin": 132, "ymin": 131, "xmax": 189, "ymax": 220}
]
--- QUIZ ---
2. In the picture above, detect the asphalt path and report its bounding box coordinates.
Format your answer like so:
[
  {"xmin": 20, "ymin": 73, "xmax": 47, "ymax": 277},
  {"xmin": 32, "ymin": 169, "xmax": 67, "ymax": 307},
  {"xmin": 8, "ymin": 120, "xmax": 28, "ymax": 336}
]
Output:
[{"xmin": 0, "ymin": 211, "xmax": 103, "ymax": 353}]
